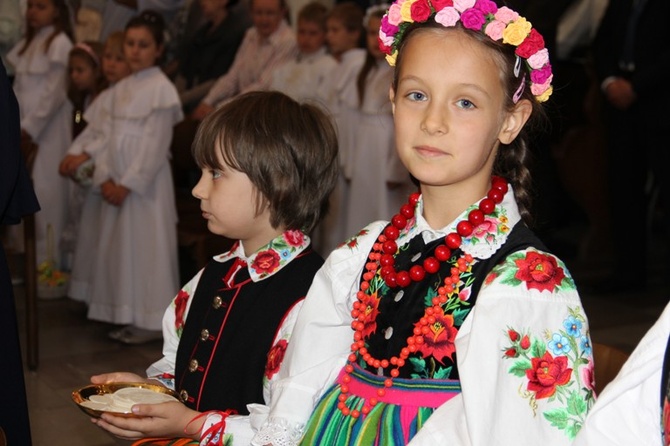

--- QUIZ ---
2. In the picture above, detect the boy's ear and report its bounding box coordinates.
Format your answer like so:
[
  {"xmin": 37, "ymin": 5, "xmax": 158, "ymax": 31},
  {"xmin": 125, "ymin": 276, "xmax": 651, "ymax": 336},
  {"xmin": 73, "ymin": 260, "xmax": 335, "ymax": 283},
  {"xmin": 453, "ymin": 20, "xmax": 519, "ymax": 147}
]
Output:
[
  {"xmin": 389, "ymin": 86, "xmax": 395, "ymax": 116},
  {"xmin": 498, "ymin": 99, "xmax": 532, "ymax": 144}
]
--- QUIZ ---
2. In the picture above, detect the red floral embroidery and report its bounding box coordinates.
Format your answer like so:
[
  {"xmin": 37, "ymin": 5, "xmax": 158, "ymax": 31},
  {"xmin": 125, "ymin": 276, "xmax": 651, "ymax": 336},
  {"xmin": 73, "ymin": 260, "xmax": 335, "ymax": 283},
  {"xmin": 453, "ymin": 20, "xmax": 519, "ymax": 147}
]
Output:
[
  {"xmin": 514, "ymin": 251, "xmax": 566, "ymax": 292},
  {"xmin": 284, "ymin": 230, "xmax": 305, "ymax": 247},
  {"xmin": 174, "ymin": 289, "xmax": 190, "ymax": 331},
  {"xmin": 251, "ymin": 250, "xmax": 281, "ymax": 274},
  {"xmin": 525, "ymin": 351, "xmax": 572, "ymax": 399},
  {"xmin": 414, "ymin": 307, "xmax": 458, "ymax": 364},
  {"xmin": 581, "ymin": 361, "xmax": 596, "ymax": 394},
  {"xmin": 360, "ymin": 291, "xmax": 381, "ymax": 339},
  {"xmin": 265, "ymin": 339, "xmax": 288, "ymax": 379},
  {"xmin": 663, "ymin": 399, "xmax": 670, "ymax": 445}
]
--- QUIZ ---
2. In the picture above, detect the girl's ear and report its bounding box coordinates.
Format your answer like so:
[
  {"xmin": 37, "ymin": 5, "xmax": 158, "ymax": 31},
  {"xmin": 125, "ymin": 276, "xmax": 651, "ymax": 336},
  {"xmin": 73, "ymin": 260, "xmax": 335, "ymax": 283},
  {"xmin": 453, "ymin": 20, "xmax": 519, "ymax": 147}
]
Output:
[
  {"xmin": 389, "ymin": 86, "xmax": 395, "ymax": 115},
  {"xmin": 498, "ymin": 99, "xmax": 532, "ymax": 144}
]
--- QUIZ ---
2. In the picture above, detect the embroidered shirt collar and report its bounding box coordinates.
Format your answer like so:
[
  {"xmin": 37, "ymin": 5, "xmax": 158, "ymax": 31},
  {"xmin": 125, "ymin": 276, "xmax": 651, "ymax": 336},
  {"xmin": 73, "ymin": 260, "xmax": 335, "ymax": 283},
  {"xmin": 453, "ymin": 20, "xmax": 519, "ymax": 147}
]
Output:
[
  {"xmin": 213, "ymin": 230, "xmax": 311, "ymax": 282},
  {"xmin": 398, "ymin": 186, "xmax": 521, "ymax": 260}
]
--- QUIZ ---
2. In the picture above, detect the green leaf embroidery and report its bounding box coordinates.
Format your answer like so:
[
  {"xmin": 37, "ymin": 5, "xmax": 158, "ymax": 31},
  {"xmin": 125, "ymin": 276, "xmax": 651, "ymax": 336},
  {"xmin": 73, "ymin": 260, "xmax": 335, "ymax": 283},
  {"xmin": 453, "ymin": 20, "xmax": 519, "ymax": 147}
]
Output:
[
  {"xmin": 567, "ymin": 391, "xmax": 587, "ymax": 416},
  {"xmin": 508, "ymin": 359, "xmax": 531, "ymax": 377},
  {"xmin": 543, "ymin": 408, "xmax": 569, "ymax": 429}
]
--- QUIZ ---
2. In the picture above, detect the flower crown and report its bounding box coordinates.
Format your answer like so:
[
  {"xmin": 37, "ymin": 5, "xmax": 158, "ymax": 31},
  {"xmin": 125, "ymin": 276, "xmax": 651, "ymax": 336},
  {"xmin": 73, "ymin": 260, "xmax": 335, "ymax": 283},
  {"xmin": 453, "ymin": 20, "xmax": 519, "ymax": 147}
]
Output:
[{"xmin": 379, "ymin": 0, "xmax": 553, "ymax": 102}]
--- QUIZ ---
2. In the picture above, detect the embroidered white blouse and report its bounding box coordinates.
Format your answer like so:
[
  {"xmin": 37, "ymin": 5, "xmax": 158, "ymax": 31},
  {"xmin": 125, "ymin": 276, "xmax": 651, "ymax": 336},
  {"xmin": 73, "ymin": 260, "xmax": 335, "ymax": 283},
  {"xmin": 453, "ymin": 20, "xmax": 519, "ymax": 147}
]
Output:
[{"xmin": 251, "ymin": 188, "xmax": 595, "ymax": 446}]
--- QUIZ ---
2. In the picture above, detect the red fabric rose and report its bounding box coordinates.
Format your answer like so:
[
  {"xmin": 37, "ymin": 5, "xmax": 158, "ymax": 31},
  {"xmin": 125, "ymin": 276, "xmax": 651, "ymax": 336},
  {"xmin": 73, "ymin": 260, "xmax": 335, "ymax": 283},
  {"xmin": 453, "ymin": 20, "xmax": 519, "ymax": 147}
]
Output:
[
  {"xmin": 411, "ymin": 0, "xmax": 432, "ymax": 22},
  {"xmin": 251, "ymin": 250, "xmax": 281, "ymax": 274},
  {"xmin": 508, "ymin": 329, "xmax": 519, "ymax": 342},
  {"xmin": 515, "ymin": 28, "xmax": 545, "ymax": 58},
  {"xmin": 514, "ymin": 251, "xmax": 566, "ymax": 292},
  {"xmin": 525, "ymin": 351, "xmax": 572, "ymax": 399},
  {"xmin": 360, "ymin": 291, "xmax": 381, "ymax": 339},
  {"xmin": 174, "ymin": 289, "xmax": 190, "ymax": 331},
  {"xmin": 414, "ymin": 307, "xmax": 458, "ymax": 364},
  {"xmin": 520, "ymin": 334, "xmax": 531, "ymax": 350},
  {"xmin": 265, "ymin": 339, "xmax": 288, "ymax": 379},
  {"xmin": 284, "ymin": 230, "xmax": 305, "ymax": 247},
  {"xmin": 430, "ymin": 0, "xmax": 453, "ymax": 12}
]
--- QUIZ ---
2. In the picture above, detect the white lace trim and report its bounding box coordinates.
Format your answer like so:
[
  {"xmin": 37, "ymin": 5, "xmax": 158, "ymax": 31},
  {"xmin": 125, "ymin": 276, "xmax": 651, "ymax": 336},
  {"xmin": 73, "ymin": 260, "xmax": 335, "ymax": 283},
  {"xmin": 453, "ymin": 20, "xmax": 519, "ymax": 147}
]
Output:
[{"xmin": 252, "ymin": 418, "xmax": 305, "ymax": 446}]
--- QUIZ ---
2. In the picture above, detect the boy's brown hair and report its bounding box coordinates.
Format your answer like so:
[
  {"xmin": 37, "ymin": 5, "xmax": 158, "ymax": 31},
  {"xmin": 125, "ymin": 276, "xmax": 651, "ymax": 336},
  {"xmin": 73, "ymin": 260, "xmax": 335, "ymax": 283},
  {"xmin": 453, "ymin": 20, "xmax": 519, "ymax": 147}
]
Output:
[
  {"xmin": 327, "ymin": 1, "xmax": 364, "ymax": 33},
  {"xmin": 298, "ymin": 2, "xmax": 329, "ymax": 30},
  {"xmin": 192, "ymin": 91, "xmax": 339, "ymax": 233}
]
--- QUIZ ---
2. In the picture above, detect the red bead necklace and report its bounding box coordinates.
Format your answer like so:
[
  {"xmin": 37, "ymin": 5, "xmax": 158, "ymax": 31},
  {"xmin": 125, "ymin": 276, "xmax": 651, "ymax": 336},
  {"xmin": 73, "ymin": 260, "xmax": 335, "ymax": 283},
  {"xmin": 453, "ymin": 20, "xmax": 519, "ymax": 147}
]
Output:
[{"xmin": 338, "ymin": 176, "xmax": 508, "ymax": 418}]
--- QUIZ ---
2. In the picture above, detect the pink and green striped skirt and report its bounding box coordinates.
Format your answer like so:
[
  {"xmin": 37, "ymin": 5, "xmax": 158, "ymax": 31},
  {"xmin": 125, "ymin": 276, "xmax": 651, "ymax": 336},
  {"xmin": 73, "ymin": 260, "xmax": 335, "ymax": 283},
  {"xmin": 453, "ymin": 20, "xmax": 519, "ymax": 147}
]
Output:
[{"xmin": 300, "ymin": 365, "xmax": 461, "ymax": 446}]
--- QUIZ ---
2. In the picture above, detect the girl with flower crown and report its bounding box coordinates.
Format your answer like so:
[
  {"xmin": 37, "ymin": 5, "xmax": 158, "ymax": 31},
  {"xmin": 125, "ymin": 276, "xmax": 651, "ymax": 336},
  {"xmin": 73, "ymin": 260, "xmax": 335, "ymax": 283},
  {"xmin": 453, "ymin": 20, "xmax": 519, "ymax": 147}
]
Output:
[{"xmin": 251, "ymin": 0, "xmax": 595, "ymax": 445}]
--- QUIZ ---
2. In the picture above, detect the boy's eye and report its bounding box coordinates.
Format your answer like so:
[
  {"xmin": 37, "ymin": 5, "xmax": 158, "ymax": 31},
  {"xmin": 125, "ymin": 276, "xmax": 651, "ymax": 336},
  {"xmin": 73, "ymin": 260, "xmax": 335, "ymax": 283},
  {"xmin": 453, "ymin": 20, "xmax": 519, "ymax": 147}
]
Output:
[{"xmin": 210, "ymin": 169, "xmax": 222, "ymax": 179}]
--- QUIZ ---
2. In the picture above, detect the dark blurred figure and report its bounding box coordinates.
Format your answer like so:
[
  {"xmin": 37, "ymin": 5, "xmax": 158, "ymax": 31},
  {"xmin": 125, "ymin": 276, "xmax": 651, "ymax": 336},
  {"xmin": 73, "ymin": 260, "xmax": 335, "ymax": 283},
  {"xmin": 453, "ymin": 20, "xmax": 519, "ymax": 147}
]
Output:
[
  {"xmin": 593, "ymin": 0, "xmax": 670, "ymax": 291},
  {"xmin": 0, "ymin": 59, "xmax": 39, "ymax": 445},
  {"xmin": 164, "ymin": 0, "xmax": 252, "ymax": 113},
  {"xmin": 505, "ymin": 0, "xmax": 577, "ymax": 248}
]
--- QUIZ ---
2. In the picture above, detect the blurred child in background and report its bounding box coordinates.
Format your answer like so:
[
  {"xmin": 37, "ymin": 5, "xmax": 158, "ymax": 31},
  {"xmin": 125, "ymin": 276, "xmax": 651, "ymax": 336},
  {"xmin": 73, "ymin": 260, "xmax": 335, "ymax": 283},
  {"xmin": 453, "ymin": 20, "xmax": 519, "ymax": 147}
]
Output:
[
  {"xmin": 85, "ymin": 11, "xmax": 183, "ymax": 344},
  {"xmin": 343, "ymin": 4, "xmax": 413, "ymax": 238},
  {"xmin": 271, "ymin": 1, "xmax": 336, "ymax": 104},
  {"xmin": 6, "ymin": 0, "xmax": 73, "ymax": 275},
  {"xmin": 59, "ymin": 31, "xmax": 131, "ymax": 303}
]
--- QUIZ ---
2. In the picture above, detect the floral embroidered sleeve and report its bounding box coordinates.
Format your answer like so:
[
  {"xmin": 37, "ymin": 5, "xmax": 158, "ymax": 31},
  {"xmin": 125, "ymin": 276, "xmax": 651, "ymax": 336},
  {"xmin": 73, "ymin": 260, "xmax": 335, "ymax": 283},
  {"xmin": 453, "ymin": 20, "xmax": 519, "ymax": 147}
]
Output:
[
  {"xmin": 408, "ymin": 247, "xmax": 595, "ymax": 446},
  {"xmin": 145, "ymin": 269, "xmax": 204, "ymax": 386}
]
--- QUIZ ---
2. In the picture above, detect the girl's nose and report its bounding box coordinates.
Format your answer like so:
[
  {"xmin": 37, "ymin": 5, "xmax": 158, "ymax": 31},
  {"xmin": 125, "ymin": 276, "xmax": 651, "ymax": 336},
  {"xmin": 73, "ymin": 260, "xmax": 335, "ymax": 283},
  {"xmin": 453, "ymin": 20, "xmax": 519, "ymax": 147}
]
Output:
[{"xmin": 420, "ymin": 102, "xmax": 448, "ymax": 135}]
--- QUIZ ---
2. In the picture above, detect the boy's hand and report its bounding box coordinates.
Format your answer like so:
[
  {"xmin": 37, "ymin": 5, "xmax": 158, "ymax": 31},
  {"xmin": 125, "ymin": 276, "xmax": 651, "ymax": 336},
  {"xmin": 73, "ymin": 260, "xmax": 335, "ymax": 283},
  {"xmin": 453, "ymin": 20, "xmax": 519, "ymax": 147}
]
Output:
[
  {"xmin": 90, "ymin": 372, "xmax": 149, "ymax": 384},
  {"xmin": 92, "ymin": 401, "xmax": 202, "ymax": 441}
]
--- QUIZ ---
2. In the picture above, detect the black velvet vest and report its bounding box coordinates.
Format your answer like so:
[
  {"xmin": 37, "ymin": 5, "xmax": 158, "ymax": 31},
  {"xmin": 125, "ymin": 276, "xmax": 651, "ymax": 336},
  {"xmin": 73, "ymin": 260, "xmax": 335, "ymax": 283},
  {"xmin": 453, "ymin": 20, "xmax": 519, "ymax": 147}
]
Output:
[{"xmin": 174, "ymin": 248, "xmax": 323, "ymax": 413}]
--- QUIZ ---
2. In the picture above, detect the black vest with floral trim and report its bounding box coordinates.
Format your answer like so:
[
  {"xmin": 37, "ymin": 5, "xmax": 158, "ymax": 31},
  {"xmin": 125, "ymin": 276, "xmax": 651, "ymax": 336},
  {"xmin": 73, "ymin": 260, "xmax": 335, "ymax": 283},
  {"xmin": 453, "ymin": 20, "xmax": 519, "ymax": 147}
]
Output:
[
  {"xmin": 174, "ymin": 248, "xmax": 323, "ymax": 413},
  {"xmin": 362, "ymin": 222, "xmax": 545, "ymax": 380}
]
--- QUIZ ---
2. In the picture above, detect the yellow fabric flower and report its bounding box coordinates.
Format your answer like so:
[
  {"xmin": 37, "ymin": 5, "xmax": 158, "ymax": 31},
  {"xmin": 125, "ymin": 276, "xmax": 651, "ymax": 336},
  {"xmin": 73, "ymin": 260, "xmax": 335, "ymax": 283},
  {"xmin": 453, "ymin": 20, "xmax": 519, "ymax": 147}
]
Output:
[
  {"xmin": 502, "ymin": 17, "xmax": 532, "ymax": 46},
  {"xmin": 400, "ymin": 0, "xmax": 415, "ymax": 23},
  {"xmin": 536, "ymin": 86, "xmax": 553, "ymax": 103},
  {"xmin": 386, "ymin": 51, "xmax": 398, "ymax": 66}
]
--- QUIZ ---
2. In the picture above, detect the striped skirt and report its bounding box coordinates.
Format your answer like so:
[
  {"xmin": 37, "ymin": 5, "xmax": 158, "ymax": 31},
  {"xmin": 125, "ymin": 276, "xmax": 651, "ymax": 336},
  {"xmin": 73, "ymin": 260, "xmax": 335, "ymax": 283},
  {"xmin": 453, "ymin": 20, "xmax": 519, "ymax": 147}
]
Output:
[{"xmin": 300, "ymin": 365, "xmax": 461, "ymax": 446}]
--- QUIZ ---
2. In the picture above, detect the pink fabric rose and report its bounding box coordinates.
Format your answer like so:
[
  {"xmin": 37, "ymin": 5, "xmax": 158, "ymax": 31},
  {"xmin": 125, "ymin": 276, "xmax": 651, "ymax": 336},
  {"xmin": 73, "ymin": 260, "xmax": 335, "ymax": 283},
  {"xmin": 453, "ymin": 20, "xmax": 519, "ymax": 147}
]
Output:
[
  {"xmin": 530, "ymin": 64, "xmax": 552, "ymax": 85},
  {"xmin": 460, "ymin": 8, "xmax": 486, "ymax": 30},
  {"xmin": 484, "ymin": 19, "xmax": 505, "ymax": 40},
  {"xmin": 453, "ymin": 0, "xmax": 475, "ymax": 13},
  {"xmin": 527, "ymin": 48, "xmax": 549, "ymax": 69},
  {"xmin": 387, "ymin": 3, "xmax": 403, "ymax": 26},
  {"xmin": 474, "ymin": 0, "xmax": 497, "ymax": 15},
  {"xmin": 379, "ymin": 31, "xmax": 394, "ymax": 47},
  {"xmin": 473, "ymin": 218, "xmax": 496, "ymax": 238},
  {"xmin": 530, "ymin": 76, "xmax": 552, "ymax": 96},
  {"xmin": 381, "ymin": 15, "xmax": 398, "ymax": 37},
  {"xmin": 494, "ymin": 6, "xmax": 519, "ymax": 23},
  {"xmin": 435, "ymin": 6, "xmax": 460, "ymax": 27}
]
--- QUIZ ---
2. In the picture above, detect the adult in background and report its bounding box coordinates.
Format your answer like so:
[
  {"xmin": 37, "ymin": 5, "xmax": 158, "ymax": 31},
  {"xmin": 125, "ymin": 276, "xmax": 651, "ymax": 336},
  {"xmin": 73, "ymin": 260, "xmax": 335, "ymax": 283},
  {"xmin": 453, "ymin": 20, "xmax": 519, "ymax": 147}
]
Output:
[
  {"xmin": 190, "ymin": 0, "xmax": 297, "ymax": 120},
  {"xmin": 592, "ymin": 0, "xmax": 670, "ymax": 292},
  {"xmin": 0, "ymin": 58, "xmax": 39, "ymax": 446}
]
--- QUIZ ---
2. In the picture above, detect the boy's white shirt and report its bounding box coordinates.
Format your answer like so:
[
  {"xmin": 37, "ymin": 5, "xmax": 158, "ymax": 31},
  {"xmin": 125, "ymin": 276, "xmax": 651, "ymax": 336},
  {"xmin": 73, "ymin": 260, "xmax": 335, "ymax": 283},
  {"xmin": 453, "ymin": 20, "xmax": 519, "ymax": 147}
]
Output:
[
  {"xmin": 270, "ymin": 47, "xmax": 336, "ymax": 106},
  {"xmin": 573, "ymin": 302, "xmax": 670, "ymax": 446},
  {"xmin": 146, "ymin": 239, "xmax": 307, "ymax": 445}
]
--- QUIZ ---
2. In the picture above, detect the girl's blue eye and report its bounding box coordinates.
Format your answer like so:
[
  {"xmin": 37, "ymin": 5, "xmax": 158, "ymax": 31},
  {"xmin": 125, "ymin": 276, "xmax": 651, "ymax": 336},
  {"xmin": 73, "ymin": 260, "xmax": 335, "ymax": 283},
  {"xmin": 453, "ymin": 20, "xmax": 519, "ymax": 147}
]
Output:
[
  {"xmin": 457, "ymin": 99, "xmax": 475, "ymax": 109},
  {"xmin": 211, "ymin": 170, "xmax": 222, "ymax": 179},
  {"xmin": 407, "ymin": 91, "xmax": 426, "ymax": 101}
]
